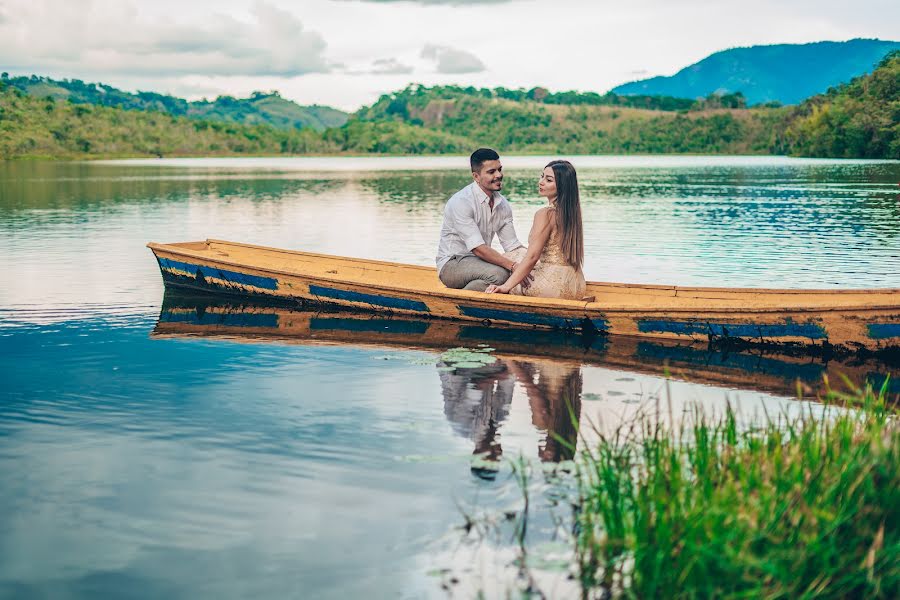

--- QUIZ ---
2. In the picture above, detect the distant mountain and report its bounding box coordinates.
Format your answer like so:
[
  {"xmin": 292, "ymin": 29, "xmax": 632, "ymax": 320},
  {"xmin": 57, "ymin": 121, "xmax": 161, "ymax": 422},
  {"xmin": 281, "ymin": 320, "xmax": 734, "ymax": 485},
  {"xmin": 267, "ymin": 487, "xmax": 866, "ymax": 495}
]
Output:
[
  {"xmin": 1, "ymin": 75, "xmax": 348, "ymax": 131},
  {"xmin": 611, "ymin": 39, "xmax": 900, "ymax": 105}
]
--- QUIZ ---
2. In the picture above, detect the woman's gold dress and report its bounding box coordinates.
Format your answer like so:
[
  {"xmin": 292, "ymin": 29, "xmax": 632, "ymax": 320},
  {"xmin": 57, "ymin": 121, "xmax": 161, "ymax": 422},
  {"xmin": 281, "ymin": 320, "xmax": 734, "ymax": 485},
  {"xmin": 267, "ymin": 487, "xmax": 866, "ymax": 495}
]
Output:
[{"xmin": 504, "ymin": 224, "xmax": 586, "ymax": 300}]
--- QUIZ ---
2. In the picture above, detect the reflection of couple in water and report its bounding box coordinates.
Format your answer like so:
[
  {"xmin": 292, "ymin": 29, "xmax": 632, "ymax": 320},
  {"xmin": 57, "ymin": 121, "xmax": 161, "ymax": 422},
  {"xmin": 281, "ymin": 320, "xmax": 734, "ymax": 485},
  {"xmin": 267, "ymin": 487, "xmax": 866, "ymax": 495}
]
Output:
[
  {"xmin": 436, "ymin": 148, "xmax": 586, "ymax": 299},
  {"xmin": 438, "ymin": 356, "xmax": 582, "ymax": 476}
]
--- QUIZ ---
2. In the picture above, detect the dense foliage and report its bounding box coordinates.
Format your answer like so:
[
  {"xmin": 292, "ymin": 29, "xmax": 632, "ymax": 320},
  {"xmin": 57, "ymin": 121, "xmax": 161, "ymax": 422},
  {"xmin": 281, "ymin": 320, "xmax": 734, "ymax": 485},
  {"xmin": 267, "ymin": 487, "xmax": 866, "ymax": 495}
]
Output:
[
  {"xmin": 356, "ymin": 84, "xmax": 778, "ymax": 154},
  {"xmin": 358, "ymin": 83, "xmax": 702, "ymax": 117},
  {"xmin": 0, "ymin": 85, "xmax": 336, "ymax": 158},
  {"xmin": 1, "ymin": 74, "xmax": 348, "ymax": 131},
  {"xmin": 572, "ymin": 381, "xmax": 899, "ymax": 598},
  {"xmin": 0, "ymin": 51, "xmax": 896, "ymax": 159},
  {"xmin": 783, "ymin": 50, "xmax": 900, "ymax": 158},
  {"xmin": 612, "ymin": 38, "xmax": 900, "ymax": 105}
]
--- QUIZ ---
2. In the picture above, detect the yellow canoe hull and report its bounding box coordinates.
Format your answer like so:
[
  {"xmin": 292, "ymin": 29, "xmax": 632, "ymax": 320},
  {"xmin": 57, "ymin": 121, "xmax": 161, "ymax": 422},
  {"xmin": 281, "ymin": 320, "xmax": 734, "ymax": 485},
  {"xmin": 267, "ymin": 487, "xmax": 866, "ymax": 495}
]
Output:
[{"xmin": 147, "ymin": 239, "xmax": 900, "ymax": 351}]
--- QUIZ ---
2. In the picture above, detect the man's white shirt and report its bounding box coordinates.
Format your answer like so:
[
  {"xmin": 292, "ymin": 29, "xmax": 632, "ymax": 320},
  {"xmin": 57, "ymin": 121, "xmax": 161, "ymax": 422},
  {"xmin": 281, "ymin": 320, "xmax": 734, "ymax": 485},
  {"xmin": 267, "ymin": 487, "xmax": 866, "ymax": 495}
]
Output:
[{"xmin": 435, "ymin": 182, "xmax": 523, "ymax": 274}]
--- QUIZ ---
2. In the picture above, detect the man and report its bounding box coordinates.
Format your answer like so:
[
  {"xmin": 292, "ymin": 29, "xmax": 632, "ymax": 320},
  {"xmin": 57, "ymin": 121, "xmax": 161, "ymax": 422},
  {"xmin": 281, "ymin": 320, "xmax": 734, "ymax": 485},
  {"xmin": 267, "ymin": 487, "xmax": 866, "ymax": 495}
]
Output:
[{"xmin": 436, "ymin": 148, "xmax": 529, "ymax": 292}]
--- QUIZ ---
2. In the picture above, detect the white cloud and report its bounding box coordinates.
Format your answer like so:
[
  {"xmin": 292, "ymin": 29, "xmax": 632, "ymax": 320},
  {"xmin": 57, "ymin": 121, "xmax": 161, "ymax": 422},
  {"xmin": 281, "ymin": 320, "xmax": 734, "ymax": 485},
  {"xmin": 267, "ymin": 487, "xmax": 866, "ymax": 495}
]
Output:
[
  {"xmin": 0, "ymin": 0, "xmax": 332, "ymax": 77},
  {"xmin": 370, "ymin": 58, "xmax": 415, "ymax": 75},
  {"xmin": 1, "ymin": 0, "xmax": 897, "ymax": 111},
  {"xmin": 421, "ymin": 44, "xmax": 485, "ymax": 74}
]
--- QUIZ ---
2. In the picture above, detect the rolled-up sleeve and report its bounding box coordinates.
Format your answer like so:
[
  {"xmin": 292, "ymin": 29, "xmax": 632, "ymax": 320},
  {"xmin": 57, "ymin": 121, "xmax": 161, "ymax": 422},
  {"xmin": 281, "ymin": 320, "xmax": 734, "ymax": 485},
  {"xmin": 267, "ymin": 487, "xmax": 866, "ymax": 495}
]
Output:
[
  {"xmin": 449, "ymin": 198, "xmax": 487, "ymax": 251},
  {"xmin": 496, "ymin": 205, "xmax": 523, "ymax": 252}
]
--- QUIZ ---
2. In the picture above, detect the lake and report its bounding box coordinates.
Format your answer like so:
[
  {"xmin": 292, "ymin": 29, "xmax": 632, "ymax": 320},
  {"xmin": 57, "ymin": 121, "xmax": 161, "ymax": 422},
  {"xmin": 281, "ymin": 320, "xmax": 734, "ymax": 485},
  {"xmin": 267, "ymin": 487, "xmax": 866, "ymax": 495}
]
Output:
[{"xmin": 1, "ymin": 156, "xmax": 898, "ymax": 598}]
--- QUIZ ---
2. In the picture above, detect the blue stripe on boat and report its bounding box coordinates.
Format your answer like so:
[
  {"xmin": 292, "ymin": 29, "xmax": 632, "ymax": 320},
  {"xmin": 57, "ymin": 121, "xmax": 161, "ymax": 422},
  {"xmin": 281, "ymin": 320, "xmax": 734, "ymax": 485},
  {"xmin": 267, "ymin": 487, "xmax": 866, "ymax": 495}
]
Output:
[
  {"xmin": 310, "ymin": 317, "xmax": 431, "ymax": 334},
  {"xmin": 868, "ymin": 323, "xmax": 900, "ymax": 339},
  {"xmin": 457, "ymin": 306, "xmax": 605, "ymax": 330},
  {"xmin": 158, "ymin": 257, "xmax": 279, "ymax": 290},
  {"xmin": 636, "ymin": 342, "xmax": 826, "ymax": 382},
  {"xmin": 309, "ymin": 285, "xmax": 430, "ymax": 312},
  {"xmin": 636, "ymin": 318, "xmax": 826, "ymax": 339},
  {"xmin": 160, "ymin": 310, "xmax": 279, "ymax": 328},
  {"xmin": 459, "ymin": 325, "xmax": 609, "ymax": 352},
  {"xmin": 867, "ymin": 372, "xmax": 900, "ymax": 394}
]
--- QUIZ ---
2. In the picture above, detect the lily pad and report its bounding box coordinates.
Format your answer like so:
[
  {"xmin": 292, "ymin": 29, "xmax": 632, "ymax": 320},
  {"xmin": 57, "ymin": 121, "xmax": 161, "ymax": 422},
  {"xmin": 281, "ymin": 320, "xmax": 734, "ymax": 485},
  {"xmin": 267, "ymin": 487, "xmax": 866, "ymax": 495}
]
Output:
[{"xmin": 438, "ymin": 346, "xmax": 498, "ymax": 369}]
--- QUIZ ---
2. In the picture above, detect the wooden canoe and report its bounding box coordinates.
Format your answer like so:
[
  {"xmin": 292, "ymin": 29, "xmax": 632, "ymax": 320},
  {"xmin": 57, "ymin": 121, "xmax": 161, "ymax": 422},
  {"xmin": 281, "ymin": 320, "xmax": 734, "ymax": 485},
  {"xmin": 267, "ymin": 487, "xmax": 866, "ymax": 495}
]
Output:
[
  {"xmin": 152, "ymin": 293, "xmax": 898, "ymax": 399},
  {"xmin": 147, "ymin": 239, "xmax": 900, "ymax": 352}
]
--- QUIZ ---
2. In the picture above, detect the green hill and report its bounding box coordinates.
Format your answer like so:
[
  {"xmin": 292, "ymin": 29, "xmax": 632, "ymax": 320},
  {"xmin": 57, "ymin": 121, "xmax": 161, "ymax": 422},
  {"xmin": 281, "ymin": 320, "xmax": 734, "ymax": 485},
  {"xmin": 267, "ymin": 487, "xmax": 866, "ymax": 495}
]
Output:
[
  {"xmin": 186, "ymin": 93, "xmax": 347, "ymax": 131},
  {"xmin": 781, "ymin": 50, "xmax": 900, "ymax": 158},
  {"xmin": 1, "ymin": 74, "xmax": 348, "ymax": 131},
  {"xmin": 1, "ymin": 51, "xmax": 896, "ymax": 160},
  {"xmin": 0, "ymin": 82, "xmax": 474, "ymax": 158},
  {"xmin": 0, "ymin": 84, "xmax": 336, "ymax": 158},
  {"xmin": 612, "ymin": 39, "xmax": 900, "ymax": 105},
  {"xmin": 352, "ymin": 84, "xmax": 780, "ymax": 154}
]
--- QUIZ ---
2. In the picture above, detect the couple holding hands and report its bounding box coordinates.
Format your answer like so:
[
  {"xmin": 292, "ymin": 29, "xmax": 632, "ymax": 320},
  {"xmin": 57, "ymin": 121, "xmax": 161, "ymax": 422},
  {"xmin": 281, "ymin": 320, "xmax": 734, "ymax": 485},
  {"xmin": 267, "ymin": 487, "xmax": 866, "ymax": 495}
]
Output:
[{"xmin": 436, "ymin": 148, "xmax": 586, "ymax": 300}]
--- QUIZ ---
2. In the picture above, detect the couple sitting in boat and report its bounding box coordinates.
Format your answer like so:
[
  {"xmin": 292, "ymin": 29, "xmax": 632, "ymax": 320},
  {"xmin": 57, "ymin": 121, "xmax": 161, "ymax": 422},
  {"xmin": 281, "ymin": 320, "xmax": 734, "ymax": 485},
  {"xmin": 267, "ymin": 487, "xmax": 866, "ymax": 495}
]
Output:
[{"xmin": 436, "ymin": 148, "xmax": 586, "ymax": 300}]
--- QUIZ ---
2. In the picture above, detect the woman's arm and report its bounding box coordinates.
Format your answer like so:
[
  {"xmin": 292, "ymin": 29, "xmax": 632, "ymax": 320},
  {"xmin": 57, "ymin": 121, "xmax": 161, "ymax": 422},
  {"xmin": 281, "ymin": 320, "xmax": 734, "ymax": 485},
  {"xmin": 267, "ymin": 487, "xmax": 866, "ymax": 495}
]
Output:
[{"xmin": 486, "ymin": 209, "xmax": 553, "ymax": 294}]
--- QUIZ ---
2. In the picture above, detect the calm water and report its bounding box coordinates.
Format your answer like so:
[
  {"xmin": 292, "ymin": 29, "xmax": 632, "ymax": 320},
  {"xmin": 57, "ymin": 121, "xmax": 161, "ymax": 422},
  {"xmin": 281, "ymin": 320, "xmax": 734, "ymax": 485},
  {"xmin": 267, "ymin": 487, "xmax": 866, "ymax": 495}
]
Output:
[{"xmin": 1, "ymin": 156, "xmax": 898, "ymax": 598}]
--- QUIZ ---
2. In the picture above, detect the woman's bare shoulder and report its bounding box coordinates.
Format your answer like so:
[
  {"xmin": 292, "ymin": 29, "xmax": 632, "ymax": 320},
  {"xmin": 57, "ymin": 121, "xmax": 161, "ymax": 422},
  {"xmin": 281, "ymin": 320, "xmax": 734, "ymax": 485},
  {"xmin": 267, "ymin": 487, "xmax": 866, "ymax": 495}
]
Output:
[{"xmin": 533, "ymin": 206, "xmax": 555, "ymax": 220}]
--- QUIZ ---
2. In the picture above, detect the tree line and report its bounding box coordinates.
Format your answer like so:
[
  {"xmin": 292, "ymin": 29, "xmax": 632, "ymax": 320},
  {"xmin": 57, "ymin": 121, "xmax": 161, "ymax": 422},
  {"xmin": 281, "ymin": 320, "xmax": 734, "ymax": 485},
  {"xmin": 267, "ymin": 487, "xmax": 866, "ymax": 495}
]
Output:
[{"xmin": 1, "ymin": 51, "xmax": 896, "ymax": 159}]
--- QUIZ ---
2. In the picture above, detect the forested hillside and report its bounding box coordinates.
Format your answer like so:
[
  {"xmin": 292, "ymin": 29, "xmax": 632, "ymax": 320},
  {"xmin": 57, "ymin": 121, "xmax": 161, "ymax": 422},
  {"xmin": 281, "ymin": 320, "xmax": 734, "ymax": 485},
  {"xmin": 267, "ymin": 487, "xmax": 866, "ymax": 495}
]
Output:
[
  {"xmin": 782, "ymin": 51, "xmax": 900, "ymax": 158},
  {"xmin": 0, "ymin": 83, "xmax": 475, "ymax": 158},
  {"xmin": 1, "ymin": 74, "xmax": 348, "ymax": 131},
  {"xmin": 0, "ymin": 85, "xmax": 335, "ymax": 158},
  {"xmin": 1, "ymin": 50, "xmax": 896, "ymax": 159},
  {"xmin": 353, "ymin": 84, "xmax": 778, "ymax": 154}
]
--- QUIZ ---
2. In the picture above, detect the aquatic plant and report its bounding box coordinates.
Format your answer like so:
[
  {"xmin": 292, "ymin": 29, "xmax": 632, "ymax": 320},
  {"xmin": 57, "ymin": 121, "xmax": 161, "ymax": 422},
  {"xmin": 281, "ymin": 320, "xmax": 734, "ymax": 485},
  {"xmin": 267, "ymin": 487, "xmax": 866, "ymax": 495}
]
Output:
[
  {"xmin": 438, "ymin": 346, "xmax": 497, "ymax": 370},
  {"xmin": 573, "ymin": 377, "xmax": 899, "ymax": 598},
  {"xmin": 452, "ymin": 377, "xmax": 899, "ymax": 598}
]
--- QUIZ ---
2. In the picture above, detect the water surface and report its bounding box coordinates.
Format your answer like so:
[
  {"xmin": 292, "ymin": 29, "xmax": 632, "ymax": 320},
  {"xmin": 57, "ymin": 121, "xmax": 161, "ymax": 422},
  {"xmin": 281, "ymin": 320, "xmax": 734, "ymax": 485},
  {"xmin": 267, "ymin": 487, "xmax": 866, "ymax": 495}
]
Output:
[{"xmin": 1, "ymin": 156, "xmax": 898, "ymax": 598}]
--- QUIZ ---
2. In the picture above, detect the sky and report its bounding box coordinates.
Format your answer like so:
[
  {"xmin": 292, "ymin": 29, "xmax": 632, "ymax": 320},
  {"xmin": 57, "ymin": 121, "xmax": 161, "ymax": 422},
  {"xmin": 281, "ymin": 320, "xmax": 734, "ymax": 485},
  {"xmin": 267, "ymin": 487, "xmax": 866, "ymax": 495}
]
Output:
[{"xmin": 0, "ymin": 0, "xmax": 897, "ymax": 111}]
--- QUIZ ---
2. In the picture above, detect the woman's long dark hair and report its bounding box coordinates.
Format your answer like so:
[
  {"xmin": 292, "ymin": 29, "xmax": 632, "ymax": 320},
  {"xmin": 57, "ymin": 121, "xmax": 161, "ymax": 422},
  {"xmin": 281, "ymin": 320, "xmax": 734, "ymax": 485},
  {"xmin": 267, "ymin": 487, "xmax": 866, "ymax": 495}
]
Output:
[{"xmin": 546, "ymin": 160, "xmax": 583, "ymax": 269}]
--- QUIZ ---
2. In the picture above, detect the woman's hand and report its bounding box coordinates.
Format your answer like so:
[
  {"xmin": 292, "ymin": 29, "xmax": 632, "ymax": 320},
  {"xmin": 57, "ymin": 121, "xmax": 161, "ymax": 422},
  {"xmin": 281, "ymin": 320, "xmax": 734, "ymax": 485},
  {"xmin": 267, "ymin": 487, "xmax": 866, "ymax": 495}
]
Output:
[
  {"xmin": 485, "ymin": 284, "xmax": 510, "ymax": 294},
  {"xmin": 509, "ymin": 261, "xmax": 534, "ymax": 290}
]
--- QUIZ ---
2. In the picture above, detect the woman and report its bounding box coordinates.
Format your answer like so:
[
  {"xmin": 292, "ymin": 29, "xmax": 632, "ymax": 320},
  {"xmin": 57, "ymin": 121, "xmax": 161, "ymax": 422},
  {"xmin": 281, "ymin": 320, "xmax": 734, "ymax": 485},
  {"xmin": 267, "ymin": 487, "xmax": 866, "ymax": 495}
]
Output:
[{"xmin": 485, "ymin": 160, "xmax": 586, "ymax": 299}]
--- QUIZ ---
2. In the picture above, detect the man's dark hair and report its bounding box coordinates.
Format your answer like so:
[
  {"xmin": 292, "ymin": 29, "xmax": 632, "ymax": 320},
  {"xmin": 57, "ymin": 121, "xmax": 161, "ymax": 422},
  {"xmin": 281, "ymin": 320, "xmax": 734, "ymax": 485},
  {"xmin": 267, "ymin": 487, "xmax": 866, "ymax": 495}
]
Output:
[{"xmin": 470, "ymin": 148, "xmax": 500, "ymax": 173}]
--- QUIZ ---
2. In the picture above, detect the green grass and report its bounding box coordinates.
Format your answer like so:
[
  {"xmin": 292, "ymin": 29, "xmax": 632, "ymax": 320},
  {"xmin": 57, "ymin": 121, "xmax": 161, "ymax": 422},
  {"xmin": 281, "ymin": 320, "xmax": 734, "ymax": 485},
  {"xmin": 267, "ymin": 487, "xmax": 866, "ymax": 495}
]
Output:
[{"xmin": 572, "ymin": 378, "xmax": 899, "ymax": 598}]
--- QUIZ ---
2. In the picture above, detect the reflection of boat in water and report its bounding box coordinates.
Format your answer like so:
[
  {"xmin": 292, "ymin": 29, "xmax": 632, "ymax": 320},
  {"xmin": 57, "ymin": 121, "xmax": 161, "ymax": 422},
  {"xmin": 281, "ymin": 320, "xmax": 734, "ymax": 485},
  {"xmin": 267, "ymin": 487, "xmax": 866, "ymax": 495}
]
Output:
[
  {"xmin": 153, "ymin": 292, "xmax": 898, "ymax": 399},
  {"xmin": 147, "ymin": 239, "xmax": 900, "ymax": 352}
]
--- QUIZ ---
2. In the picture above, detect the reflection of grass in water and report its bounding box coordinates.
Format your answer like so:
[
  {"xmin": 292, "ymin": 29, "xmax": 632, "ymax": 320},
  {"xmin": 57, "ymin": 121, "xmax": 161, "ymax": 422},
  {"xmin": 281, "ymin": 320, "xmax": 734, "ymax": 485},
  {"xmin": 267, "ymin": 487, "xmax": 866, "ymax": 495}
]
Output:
[{"xmin": 452, "ymin": 377, "xmax": 899, "ymax": 598}]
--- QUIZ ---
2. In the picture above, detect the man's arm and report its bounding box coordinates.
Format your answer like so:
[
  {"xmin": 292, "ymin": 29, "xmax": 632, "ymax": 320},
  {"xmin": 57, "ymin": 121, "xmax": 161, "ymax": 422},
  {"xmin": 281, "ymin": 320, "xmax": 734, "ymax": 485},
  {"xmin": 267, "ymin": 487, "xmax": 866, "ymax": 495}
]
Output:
[
  {"xmin": 472, "ymin": 244, "xmax": 516, "ymax": 270},
  {"xmin": 496, "ymin": 208, "xmax": 524, "ymax": 253}
]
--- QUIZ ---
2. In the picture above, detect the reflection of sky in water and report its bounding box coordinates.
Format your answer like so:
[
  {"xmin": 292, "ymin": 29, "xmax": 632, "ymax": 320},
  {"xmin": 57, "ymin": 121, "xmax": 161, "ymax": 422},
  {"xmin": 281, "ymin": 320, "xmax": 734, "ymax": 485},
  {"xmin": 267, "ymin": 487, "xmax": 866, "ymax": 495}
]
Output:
[
  {"xmin": 1, "ymin": 312, "xmax": 826, "ymax": 597},
  {"xmin": 1, "ymin": 157, "xmax": 898, "ymax": 597},
  {"xmin": 2, "ymin": 157, "xmax": 898, "ymax": 319}
]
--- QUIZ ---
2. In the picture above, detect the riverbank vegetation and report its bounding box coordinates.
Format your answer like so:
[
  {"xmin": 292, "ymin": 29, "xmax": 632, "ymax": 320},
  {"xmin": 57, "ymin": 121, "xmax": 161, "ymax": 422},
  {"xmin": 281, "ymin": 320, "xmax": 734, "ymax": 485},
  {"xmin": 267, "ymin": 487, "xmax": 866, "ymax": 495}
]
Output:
[
  {"xmin": 783, "ymin": 50, "xmax": 900, "ymax": 158},
  {"xmin": 569, "ymin": 379, "xmax": 899, "ymax": 598},
  {"xmin": 478, "ymin": 379, "xmax": 899, "ymax": 598},
  {"xmin": 1, "ymin": 51, "xmax": 896, "ymax": 159}
]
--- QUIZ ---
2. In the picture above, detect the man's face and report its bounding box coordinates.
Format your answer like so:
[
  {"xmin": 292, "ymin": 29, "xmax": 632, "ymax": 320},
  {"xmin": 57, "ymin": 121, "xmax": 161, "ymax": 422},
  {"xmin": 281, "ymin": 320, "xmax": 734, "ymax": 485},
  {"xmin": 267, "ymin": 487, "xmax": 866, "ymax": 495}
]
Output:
[{"xmin": 473, "ymin": 160, "xmax": 503, "ymax": 193}]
